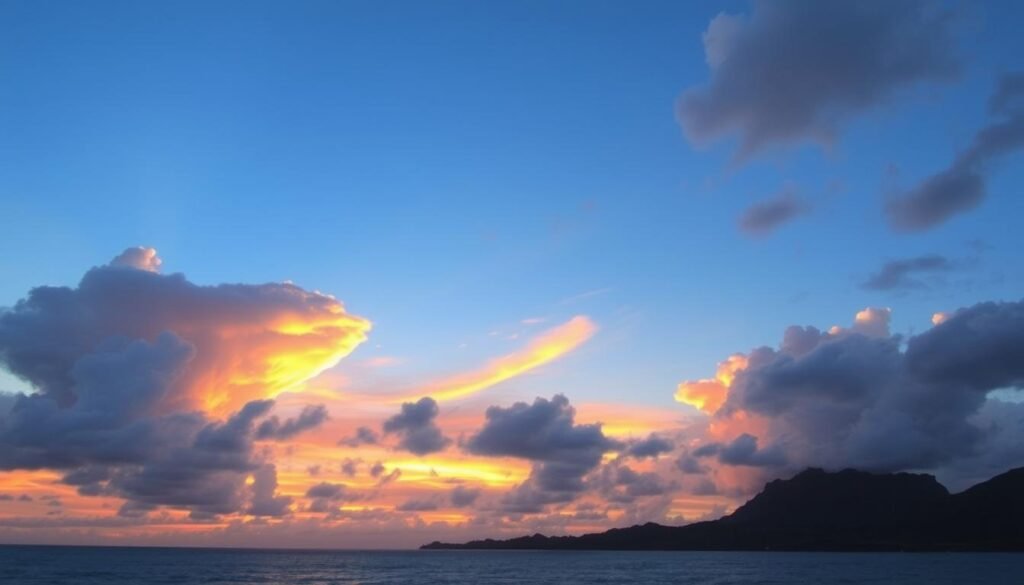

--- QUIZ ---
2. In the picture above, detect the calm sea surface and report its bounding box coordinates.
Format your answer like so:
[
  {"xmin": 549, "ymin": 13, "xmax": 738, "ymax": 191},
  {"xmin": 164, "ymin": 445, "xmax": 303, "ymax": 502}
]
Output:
[{"xmin": 1, "ymin": 546, "xmax": 1021, "ymax": 584}]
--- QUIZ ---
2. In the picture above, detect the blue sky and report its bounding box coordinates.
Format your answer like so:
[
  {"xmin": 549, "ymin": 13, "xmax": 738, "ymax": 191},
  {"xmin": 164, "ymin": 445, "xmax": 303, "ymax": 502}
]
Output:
[{"xmin": 2, "ymin": 0, "xmax": 1023, "ymax": 409}]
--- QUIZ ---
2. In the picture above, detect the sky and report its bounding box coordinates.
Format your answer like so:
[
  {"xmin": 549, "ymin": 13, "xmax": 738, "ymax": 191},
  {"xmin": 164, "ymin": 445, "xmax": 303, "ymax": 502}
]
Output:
[{"xmin": 0, "ymin": 0, "xmax": 1023, "ymax": 548}]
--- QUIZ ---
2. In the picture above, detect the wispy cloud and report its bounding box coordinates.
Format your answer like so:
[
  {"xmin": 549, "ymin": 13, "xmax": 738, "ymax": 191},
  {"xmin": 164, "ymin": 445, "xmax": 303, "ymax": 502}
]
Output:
[{"xmin": 397, "ymin": 316, "xmax": 597, "ymax": 402}]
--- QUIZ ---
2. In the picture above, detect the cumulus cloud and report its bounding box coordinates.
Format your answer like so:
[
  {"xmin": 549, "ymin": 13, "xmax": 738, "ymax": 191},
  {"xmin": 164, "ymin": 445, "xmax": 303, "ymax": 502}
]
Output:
[
  {"xmin": 339, "ymin": 426, "xmax": 379, "ymax": 447},
  {"xmin": 887, "ymin": 72, "xmax": 1024, "ymax": 231},
  {"xmin": 110, "ymin": 246, "xmax": 163, "ymax": 272},
  {"xmin": 306, "ymin": 481, "xmax": 360, "ymax": 513},
  {"xmin": 0, "ymin": 247, "xmax": 368, "ymax": 519},
  {"xmin": 624, "ymin": 434, "xmax": 675, "ymax": 460},
  {"xmin": 678, "ymin": 1, "xmax": 959, "ymax": 159},
  {"xmin": 0, "ymin": 247, "xmax": 369, "ymax": 413},
  {"xmin": 256, "ymin": 405, "xmax": 328, "ymax": 441},
  {"xmin": 693, "ymin": 433, "xmax": 786, "ymax": 467},
  {"xmin": 861, "ymin": 254, "xmax": 954, "ymax": 290},
  {"xmin": 467, "ymin": 395, "xmax": 618, "ymax": 513},
  {"xmin": 737, "ymin": 191, "xmax": 809, "ymax": 236},
  {"xmin": 676, "ymin": 299, "xmax": 1024, "ymax": 484},
  {"xmin": 382, "ymin": 397, "xmax": 451, "ymax": 456},
  {"xmin": 450, "ymin": 485, "xmax": 481, "ymax": 508}
]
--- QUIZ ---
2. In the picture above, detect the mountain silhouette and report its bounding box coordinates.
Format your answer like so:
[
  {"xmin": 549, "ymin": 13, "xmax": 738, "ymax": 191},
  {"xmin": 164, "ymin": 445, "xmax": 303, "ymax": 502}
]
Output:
[{"xmin": 421, "ymin": 467, "xmax": 1024, "ymax": 551}]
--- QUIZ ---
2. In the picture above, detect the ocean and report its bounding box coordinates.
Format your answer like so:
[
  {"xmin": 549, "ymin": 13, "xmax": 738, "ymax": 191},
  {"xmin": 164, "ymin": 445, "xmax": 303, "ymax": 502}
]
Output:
[{"xmin": 1, "ymin": 546, "xmax": 1021, "ymax": 584}]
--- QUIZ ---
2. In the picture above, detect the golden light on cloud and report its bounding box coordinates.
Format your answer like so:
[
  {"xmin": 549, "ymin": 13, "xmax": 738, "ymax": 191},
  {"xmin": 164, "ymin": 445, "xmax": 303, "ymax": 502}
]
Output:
[
  {"xmin": 401, "ymin": 315, "xmax": 597, "ymax": 402},
  {"xmin": 932, "ymin": 311, "xmax": 951, "ymax": 326},
  {"xmin": 674, "ymin": 354, "xmax": 747, "ymax": 414},
  {"xmin": 185, "ymin": 292, "xmax": 371, "ymax": 414}
]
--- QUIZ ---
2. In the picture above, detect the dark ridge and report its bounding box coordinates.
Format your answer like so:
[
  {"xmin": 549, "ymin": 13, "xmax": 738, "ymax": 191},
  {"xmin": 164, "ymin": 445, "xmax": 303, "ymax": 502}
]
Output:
[{"xmin": 421, "ymin": 467, "xmax": 1024, "ymax": 551}]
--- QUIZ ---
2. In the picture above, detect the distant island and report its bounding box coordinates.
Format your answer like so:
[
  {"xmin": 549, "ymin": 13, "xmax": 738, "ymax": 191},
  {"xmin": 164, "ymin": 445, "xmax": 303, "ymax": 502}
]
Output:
[{"xmin": 422, "ymin": 467, "xmax": 1024, "ymax": 552}]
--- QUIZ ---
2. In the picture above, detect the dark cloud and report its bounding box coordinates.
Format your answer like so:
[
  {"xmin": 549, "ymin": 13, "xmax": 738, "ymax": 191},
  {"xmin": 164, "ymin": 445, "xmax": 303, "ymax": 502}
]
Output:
[
  {"xmin": 0, "ymin": 248, "xmax": 355, "ymax": 519},
  {"xmin": 701, "ymin": 299, "xmax": 1024, "ymax": 479},
  {"xmin": 887, "ymin": 73, "xmax": 1024, "ymax": 231},
  {"xmin": 450, "ymin": 485, "xmax": 481, "ymax": 508},
  {"xmin": 369, "ymin": 461, "xmax": 386, "ymax": 478},
  {"xmin": 248, "ymin": 464, "xmax": 291, "ymax": 517},
  {"xmin": 467, "ymin": 395, "xmax": 618, "ymax": 513},
  {"xmin": 592, "ymin": 463, "xmax": 674, "ymax": 504},
  {"xmin": 694, "ymin": 433, "xmax": 786, "ymax": 467},
  {"xmin": 340, "ymin": 458, "xmax": 359, "ymax": 477},
  {"xmin": 306, "ymin": 481, "xmax": 359, "ymax": 514},
  {"xmin": 339, "ymin": 426, "xmax": 379, "ymax": 447},
  {"xmin": 738, "ymin": 192, "xmax": 809, "ymax": 236},
  {"xmin": 382, "ymin": 397, "xmax": 451, "ymax": 456},
  {"xmin": 396, "ymin": 498, "xmax": 438, "ymax": 512},
  {"xmin": 678, "ymin": 1, "xmax": 959, "ymax": 159},
  {"xmin": 255, "ymin": 405, "xmax": 328, "ymax": 441},
  {"xmin": 624, "ymin": 434, "xmax": 675, "ymax": 460},
  {"xmin": 861, "ymin": 254, "xmax": 954, "ymax": 290}
]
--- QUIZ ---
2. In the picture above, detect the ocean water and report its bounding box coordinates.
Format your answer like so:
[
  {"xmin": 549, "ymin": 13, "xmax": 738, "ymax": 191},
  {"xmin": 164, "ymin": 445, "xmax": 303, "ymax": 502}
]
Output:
[{"xmin": 0, "ymin": 546, "xmax": 1021, "ymax": 584}]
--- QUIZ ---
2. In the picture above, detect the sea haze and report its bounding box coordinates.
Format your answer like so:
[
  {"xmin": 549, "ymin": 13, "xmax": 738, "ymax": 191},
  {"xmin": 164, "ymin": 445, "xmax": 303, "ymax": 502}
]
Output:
[{"xmin": 1, "ymin": 546, "xmax": 1022, "ymax": 585}]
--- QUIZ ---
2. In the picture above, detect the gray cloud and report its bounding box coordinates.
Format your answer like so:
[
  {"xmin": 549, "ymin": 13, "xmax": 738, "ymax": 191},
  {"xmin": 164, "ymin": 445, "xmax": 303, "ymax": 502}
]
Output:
[
  {"xmin": 306, "ymin": 481, "xmax": 360, "ymax": 513},
  {"xmin": 887, "ymin": 73, "xmax": 1024, "ymax": 231},
  {"xmin": 624, "ymin": 434, "xmax": 675, "ymax": 460},
  {"xmin": 467, "ymin": 395, "xmax": 619, "ymax": 513},
  {"xmin": 703, "ymin": 299, "xmax": 1024, "ymax": 481},
  {"xmin": 678, "ymin": 1, "xmax": 959, "ymax": 159},
  {"xmin": 0, "ymin": 248, "xmax": 353, "ymax": 519},
  {"xmin": 382, "ymin": 397, "xmax": 451, "ymax": 456},
  {"xmin": 738, "ymin": 191, "xmax": 809, "ymax": 236},
  {"xmin": 694, "ymin": 433, "xmax": 787, "ymax": 468},
  {"xmin": 861, "ymin": 254, "xmax": 954, "ymax": 290},
  {"xmin": 396, "ymin": 498, "xmax": 438, "ymax": 512},
  {"xmin": 339, "ymin": 426, "xmax": 379, "ymax": 447},
  {"xmin": 256, "ymin": 405, "xmax": 328, "ymax": 441},
  {"xmin": 450, "ymin": 485, "xmax": 481, "ymax": 508}
]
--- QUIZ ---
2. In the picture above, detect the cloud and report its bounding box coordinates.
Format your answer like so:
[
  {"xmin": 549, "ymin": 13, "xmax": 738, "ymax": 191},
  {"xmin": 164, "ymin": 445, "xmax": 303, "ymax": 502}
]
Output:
[
  {"xmin": 339, "ymin": 426, "xmax": 379, "ymax": 447},
  {"xmin": 109, "ymin": 246, "xmax": 162, "ymax": 272},
  {"xmin": 382, "ymin": 397, "xmax": 451, "ymax": 456},
  {"xmin": 255, "ymin": 405, "xmax": 328, "ymax": 440},
  {"xmin": 861, "ymin": 254, "xmax": 954, "ymax": 290},
  {"xmin": 396, "ymin": 498, "xmax": 438, "ymax": 512},
  {"xmin": 467, "ymin": 394, "xmax": 618, "ymax": 513},
  {"xmin": 592, "ymin": 462, "xmax": 675, "ymax": 504},
  {"xmin": 306, "ymin": 482, "xmax": 359, "ymax": 513},
  {"xmin": 675, "ymin": 299, "xmax": 1024, "ymax": 483},
  {"xmin": 450, "ymin": 485, "xmax": 481, "ymax": 508},
  {"xmin": 677, "ymin": 1, "xmax": 959, "ymax": 159},
  {"xmin": 0, "ymin": 248, "xmax": 367, "ymax": 518},
  {"xmin": 0, "ymin": 247, "xmax": 370, "ymax": 413},
  {"xmin": 624, "ymin": 434, "xmax": 675, "ymax": 460},
  {"xmin": 404, "ymin": 316, "xmax": 597, "ymax": 402},
  {"xmin": 887, "ymin": 72, "xmax": 1024, "ymax": 231},
  {"xmin": 737, "ymin": 191, "xmax": 809, "ymax": 236},
  {"xmin": 248, "ymin": 464, "xmax": 292, "ymax": 517},
  {"xmin": 693, "ymin": 433, "xmax": 786, "ymax": 467}
]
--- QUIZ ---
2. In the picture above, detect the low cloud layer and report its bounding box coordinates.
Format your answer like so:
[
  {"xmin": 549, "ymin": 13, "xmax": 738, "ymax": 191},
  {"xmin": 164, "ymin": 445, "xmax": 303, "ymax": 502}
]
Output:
[
  {"xmin": 677, "ymin": 1, "xmax": 959, "ymax": 159},
  {"xmin": 887, "ymin": 72, "xmax": 1024, "ymax": 231}
]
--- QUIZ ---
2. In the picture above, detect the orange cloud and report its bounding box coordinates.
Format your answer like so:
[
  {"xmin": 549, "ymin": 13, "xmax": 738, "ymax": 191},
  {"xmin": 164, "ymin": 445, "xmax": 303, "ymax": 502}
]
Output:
[
  {"xmin": 674, "ymin": 354, "xmax": 747, "ymax": 414},
  {"xmin": 399, "ymin": 316, "xmax": 597, "ymax": 402}
]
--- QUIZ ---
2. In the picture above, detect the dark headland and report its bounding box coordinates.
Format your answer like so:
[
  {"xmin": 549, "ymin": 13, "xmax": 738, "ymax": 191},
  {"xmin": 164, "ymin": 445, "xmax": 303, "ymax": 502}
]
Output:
[{"xmin": 422, "ymin": 467, "xmax": 1024, "ymax": 551}]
